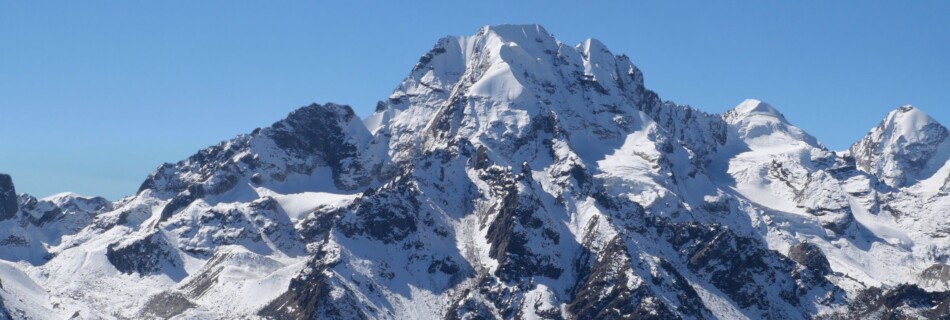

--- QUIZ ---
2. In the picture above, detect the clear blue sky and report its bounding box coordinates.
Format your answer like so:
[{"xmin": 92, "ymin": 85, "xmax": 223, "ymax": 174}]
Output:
[{"xmin": 2, "ymin": 1, "xmax": 948, "ymax": 199}]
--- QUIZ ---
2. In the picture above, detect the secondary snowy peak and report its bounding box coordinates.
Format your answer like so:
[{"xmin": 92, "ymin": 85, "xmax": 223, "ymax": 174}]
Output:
[
  {"xmin": 723, "ymin": 99, "xmax": 786, "ymax": 123},
  {"xmin": 850, "ymin": 105, "xmax": 950, "ymax": 188},
  {"xmin": 0, "ymin": 174, "xmax": 113, "ymax": 264},
  {"xmin": 139, "ymin": 102, "xmax": 371, "ymax": 202},
  {"xmin": 720, "ymin": 100, "xmax": 852, "ymax": 234},
  {"xmin": 723, "ymin": 99, "xmax": 820, "ymax": 147}
]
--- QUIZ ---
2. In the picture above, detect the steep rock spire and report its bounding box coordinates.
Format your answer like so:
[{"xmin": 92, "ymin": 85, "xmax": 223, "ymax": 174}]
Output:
[{"xmin": 0, "ymin": 174, "xmax": 17, "ymax": 220}]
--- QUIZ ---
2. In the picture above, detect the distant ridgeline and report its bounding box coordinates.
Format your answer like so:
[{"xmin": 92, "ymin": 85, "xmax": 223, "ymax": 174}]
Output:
[{"xmin": 2, "ymin": 25, "xmax": 950, "ymax": 319}]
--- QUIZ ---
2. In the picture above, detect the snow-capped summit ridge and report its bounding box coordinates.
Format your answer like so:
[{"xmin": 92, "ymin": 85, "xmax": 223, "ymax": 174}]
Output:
[
  {"xmin": 41, "ymin": 192, "xmax": 82, "ymax": 201},
  {"xmin": 377, "ymin": 23, "xmax": 658, "ymax": 158},
  {"xmin": 877, "ymin": 105, "xmax": 942, "ymax": 142},
  {"xmin": 579, "ymin": 38, "xmax": 609, "ymax": 55},
  {"xmin": 850, "ymin": 105, "xmax": 950, "ymax": 188},
  {"xmin": 481, "ymin": 24, "xmax": 553, "ymax": 43},
  {"xmin": 722, "ymin": 99, "xmax": 821, "ymax": 148},
  {"xmin": 724, "ymin": 99, "xmax": 787, "ymax": 124},
  {"xmin": 473, "ymin": 24, "xmax": 562, "ymax": 66}
]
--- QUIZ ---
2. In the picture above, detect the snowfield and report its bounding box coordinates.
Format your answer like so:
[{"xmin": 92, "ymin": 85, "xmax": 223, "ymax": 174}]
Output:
[{"xmin": 1, "ymin": 24, "xmax": 949, "ymax": 319}]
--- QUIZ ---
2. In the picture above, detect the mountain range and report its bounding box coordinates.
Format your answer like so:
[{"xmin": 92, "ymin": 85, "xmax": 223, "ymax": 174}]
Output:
[{"xmin": 2, "ymin": 24, "xmax": 949, "ymax": 319}]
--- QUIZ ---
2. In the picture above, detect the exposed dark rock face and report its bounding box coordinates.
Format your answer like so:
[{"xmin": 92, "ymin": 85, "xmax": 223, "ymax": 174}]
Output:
[
  {"xmin": 789, "ymin": 242, "xmax": 833, "ymax": 275},
  {"xmin": 336, "ymin": 179, "xmax": 420, "ymax": 244},
  {"xmin": 297, "ymin": 206, "xmax": 342, "ymax": 243},
  {"xmin": 267, "ymin": 103, "xmax": 371, "ymax": 190},
  {"xmin": 138, "ymin": 103, "xmax": 371, "ymax": 204},
  {"xmin": 443, "ymin": 277, "xmax": 527, "ymax": 320},
  {"xmin": 821, "ymin": 285, "xmax": 950, "ymax": 320},
  {"xmin": 920, "ymin": 264, "xmax": 950, "ymax": 290},
  {"xmin": 139, "ymin": 292, "xmax": 196, "ymax": 319},
  {"xmin": 258, "ymin": 250, "xmax": 369, "ymax": 320},
  {"xmin": 655, "ymin": 259, "xmax": 715, "ymax": 318},
  {"xmin": 567, "ymin": 236, "xmax": 684, "ymax": 320},
  {"xmin": 166, "ymin": 197, "xmax": 301, "ymax": 255},
  {"xmin": 179, "ymin": 251, "xmax": 233, "ymax": 299},
  {"xmin": 106, "ymin": 232, "xmax": 182, "ymax": 275},
  {"xmin": 17, "ymin": 195, "xmax": 61, "ymax": 226},
  {"xmin": 661, "ymin": 220, "xmax": 842, "ymax": 317},
  {"xmin": 15, "ymin": 194, "xmax": 112, "ymax": 230},
  {"xmin": 482, "ymin": 166, "xmax": 563, "ymax": 281},
  {"xmin": 444, "ymin": 290, "xmax": 498, "ymax": 320},
  {"xmin": 0, "ymin": 174, "xmax": 18, "ymax": 221},
  {"xmin": 427, "ymin": 256, "xmax": 460, "ymax": 275},
  {"xmin": 158, "ymin": 185, "xmax": 204, "ymax": 223},
  {"xmin": 643, "ymin": 100, "xmax": 729, "ymax": 168},
  {"xmin": 18, "ymin": 194, "xmax": 112, "ymax": 228}
]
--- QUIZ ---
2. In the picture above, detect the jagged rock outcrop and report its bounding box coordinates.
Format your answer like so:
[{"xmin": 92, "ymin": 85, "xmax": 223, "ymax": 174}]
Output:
[
  {"xmin": 258, "ymin": 248, "xmax": 369, "ymax": 320},
  {"xmin": 1, "ymin": 24, "xmax": 949, "ymax": 320},
  {"xmin": 106, "ymin": 231, "xmax": 183, "ymax": 275},
  {"xmin": 0, "ymin": 176, "xmax": 114, "ymax": 264},
  {"xmin": 0, "ymin": 174, "xmax": 17, "ymax": 221},
  {"xmin": 139, "ymin": 292, "xmax": 196, "ymax": 319},
  {"xmin": 138, "ymin": 102, "xmax": 372, "ymax": 214},
  {"xmin": 789, "ymin": 242, "xmax": 833, "ymax": 276},
  {"xmin": 822, "ymin": 285, "xmax": 950, "ymax": 319},
  {"xmin": 18, "ymin": 193, "xmax": 111, "ymax": 227},
  {"xmin": 919, "ymin": 264, "xmax": 950, "ymax": 291}
]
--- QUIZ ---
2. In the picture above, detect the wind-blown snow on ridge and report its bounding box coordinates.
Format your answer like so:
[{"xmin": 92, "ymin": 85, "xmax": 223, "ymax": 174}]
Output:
[{"xmin": 1, "ymin": 24, "xmax": 949, "ymax": 319}]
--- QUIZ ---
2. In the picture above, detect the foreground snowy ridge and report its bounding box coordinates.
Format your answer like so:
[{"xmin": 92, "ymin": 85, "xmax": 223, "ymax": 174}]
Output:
[{"xmin": 1, "ymin": 24, "xmax": 949, "ymax": 319}]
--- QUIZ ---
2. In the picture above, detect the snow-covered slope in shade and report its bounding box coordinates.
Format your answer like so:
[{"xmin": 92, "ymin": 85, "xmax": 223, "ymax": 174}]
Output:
[{"xmin": 1, "ymin": 24, "xmax": 949, "ymax": 319}]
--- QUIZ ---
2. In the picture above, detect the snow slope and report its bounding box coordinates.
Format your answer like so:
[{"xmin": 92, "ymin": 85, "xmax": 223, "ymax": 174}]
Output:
[{"xmin": 0, "ymin": 24, "xmax": 948, "ymax": 319}]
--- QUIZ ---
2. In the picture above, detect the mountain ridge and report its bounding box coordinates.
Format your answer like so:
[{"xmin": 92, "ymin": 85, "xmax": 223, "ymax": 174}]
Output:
[{"xmin": 1, "ymin": 24, "xmax": 948, "ymax": 320}]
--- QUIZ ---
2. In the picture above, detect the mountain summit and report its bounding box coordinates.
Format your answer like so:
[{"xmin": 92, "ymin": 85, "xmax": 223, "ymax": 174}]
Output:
[
  {"xmin": 1, "ymin": 24, "xmax": 949, "ymax": 320},
  {"xmin": 850, "ymin": 105, "xmax": 950, "ymax": 188},
  {"xmin": 725, "ymin": 98, "xmax": 787, "ymax": 122},
  {"xmin": 723, "ymin": 98, "xmax": 821, "ymax": 148}
]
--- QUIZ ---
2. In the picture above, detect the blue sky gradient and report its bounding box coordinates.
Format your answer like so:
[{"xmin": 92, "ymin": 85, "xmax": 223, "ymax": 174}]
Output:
[{"xmin": 2, "ymin": 1, "xmax": 948, "ymax": 199}]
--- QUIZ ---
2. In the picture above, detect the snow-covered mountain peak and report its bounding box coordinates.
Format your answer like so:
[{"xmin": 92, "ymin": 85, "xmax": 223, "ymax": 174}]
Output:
[
  {"xmin": 878, "ymin": 105, "xmax": 942, "ymax": 143},
  {"xmin": 41, "ymin": 192, "xmax": 82, "ymax": 202},
  {"xmin": 374, "ymin": 25, "xmax": 564, "ymax": 135},
  {"xmin": 723, "ymin": 99, "xmax": 820, "ymax": 148},
  {"xmin": 850, "ymin": 105, "xmax": 950, "ymax": 188},
  {"xmin": 375, "ymin": 24, "xmax": 659, "ymax": 161},
  {"xmin": 578, "ymin": 37, "xmax": 610, "ymax": 59},
  {"xmin": 480, "ymin": 24, "xmax": 555, "ymax": 46},
  {"xmin": 383, "ymin": 24, "xmax": 641, "ymax": 112},
  {"xmin": 723, "ymin": 99, "xmax": 787, "ymax": 124}
]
